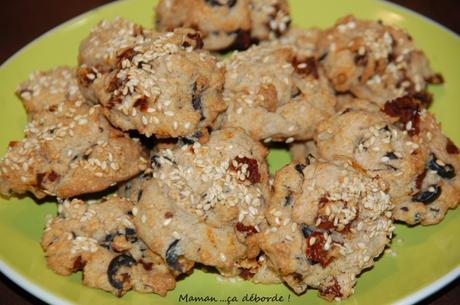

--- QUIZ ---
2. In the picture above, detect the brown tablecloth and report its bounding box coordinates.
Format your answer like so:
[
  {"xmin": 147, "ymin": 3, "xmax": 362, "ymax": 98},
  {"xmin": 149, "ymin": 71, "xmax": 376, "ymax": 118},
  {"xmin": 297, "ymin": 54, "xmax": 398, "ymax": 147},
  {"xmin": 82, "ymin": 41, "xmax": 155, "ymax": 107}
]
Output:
[{"xmin": 0, "ymin": 0, "xmax": 458, "ymax": 304}]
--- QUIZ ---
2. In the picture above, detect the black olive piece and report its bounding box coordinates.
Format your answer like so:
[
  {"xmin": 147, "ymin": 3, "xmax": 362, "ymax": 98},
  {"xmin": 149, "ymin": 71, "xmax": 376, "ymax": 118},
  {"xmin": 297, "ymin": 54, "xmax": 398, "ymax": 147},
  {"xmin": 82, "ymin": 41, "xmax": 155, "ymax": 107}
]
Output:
[
  {"xmin": 107, "ymin": 254, "xmax": 136, "ymax": 290},
  {"xmin": 205, "ymin": 0, "xmax": 237, "ymax": 8},
  {"xmin": 385, "ymin": 152, "xmax": 398, "ymax": 160},
  {"xmin": 125, "ymin": 228, "xmax": 138, "ymax": 243},
  {"xmin": 357, "ymin": 138, "xmax": 368, "ymax": 152},
  {"xmin": 166, "ymin": 239, "xmax": 182, "ymax": 272},
  {"xmin": 284, "ymin": 194, "xmax": 293, "ymax": 207},
  {"xmin": 384, "ymin": 164, "xmax": 398, "ymax": 171},
  {"xmin": 319, "ymin": 52, "xmax": 328, "ymax": 61},
  {"xmin": 163, "ymin": 156, "xmax": 176, "ymax": 165},
  {"xmin": 380, "ymin": 125, "xmax": 391, "ymax": 132},
  {"xmin": 105, "ymin": 233, "xmax": 115, "ymax": 242},
  {"xmin": 192, "ymin": 82, "xmax": 205, "ymax": 121},
  {"xmin": 142, "ymin": 172, "xmax": 153, "ymax": 179},
  {"xmin": 151, "ymin": 155, "xmax": 161, "ymax": 168},
  {"xmin": 291, "ymin": 87, "xmax": 301, "ymax": 98},
  {"xmin": 228, "ymin": 29, "xmax": 252, "ymax": 51},
  {"xmin": 192, "ymin": 130, "xmax": 203, "ymax": 138},
  {"xmin": 305, "ymin": 153, "xmax": 315, "ymax": 165},
  {"xmin": 294, "ymin": 164, "xmax": 306, "ymax": 176},
  {"xmin": 412, "ymin": 185, "xmax": 442, "ymax": 205},
  {"xmin": 179, "ymin": 137, "xmax": 195, "ymax": 146},
  {"xmin": 428, "ymin": 154, "xmax": 455, "ymax": 179},
  {"xmin": 137, "ymin": 190, "xmax": 143, "ymax": 202},
  {"xmin": 101, "ymin": 233, "xmax": 115, "ymax": 249},
  {"xmin": 300, "ymin": 224, "xmax": 314, "ymax": 238},
  {"xmin": 123, "ymin": 183, "xmax": 132, "ymax": 192},
  {"xmin": 125, "ymin": 228, "xmax": 136, "ymax": 236}
]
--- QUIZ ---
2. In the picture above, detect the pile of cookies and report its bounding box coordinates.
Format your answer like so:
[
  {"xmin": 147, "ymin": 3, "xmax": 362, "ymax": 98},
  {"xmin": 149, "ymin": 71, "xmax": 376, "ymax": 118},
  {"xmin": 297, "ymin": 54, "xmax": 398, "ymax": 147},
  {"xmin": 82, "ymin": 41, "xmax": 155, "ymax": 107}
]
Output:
[{"xmin": 1, "ymin": 0, "xmax": 458, "ymax": 301}]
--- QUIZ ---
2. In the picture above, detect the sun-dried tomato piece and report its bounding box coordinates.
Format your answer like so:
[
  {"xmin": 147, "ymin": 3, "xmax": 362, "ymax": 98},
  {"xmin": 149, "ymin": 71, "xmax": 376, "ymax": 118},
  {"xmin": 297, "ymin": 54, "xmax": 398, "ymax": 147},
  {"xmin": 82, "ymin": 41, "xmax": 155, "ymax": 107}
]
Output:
[
  {"xmin": 305, "ymin": 232, "xmax": 333, "ymax": 267},
  {"xmin": 291, "ymin": 57, "xmax": 319, "ymax": 79},
  {"xmin": 446, "ymin": 138, "xmax": 459, "ymax": 155},
  {"xmin": 319, "ymin": 277, "xmax": 343, "ymax": 300},
  {"xmin": 48, "ymin": 171, "xmax": 60, "ymax": 182},
  {"xmin": 235, "ymin": 222, "xmax": 257, "ymax": 236},
  {"xmin": 8, "ymin": 141, "xmax": 18, "ymax": 148},
  {"xmin": 239, "ymin": 268, "xmax": 255, "ymax": 280},
  {"xmin": 415, "ymin": 169, "xmax": 427, "ymax": 190},
  {"xmin": 230, "ymin": 156, "xmax": 261, "ymax": 184},
  {"xmin": 133, "ymin": 96, "xmax": 149, "ymax": 112},
  {"xmin": 382, "ymin": 95, "xmax": 420, "ymax": 136}
]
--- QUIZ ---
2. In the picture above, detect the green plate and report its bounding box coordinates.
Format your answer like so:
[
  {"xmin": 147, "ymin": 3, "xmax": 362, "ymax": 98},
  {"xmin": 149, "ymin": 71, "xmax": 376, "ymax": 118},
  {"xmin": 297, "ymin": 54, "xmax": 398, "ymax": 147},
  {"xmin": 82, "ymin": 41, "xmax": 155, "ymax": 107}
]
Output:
[{"xmin": 0, "ymin": 0, "xmax": 459, "ymax": 304}]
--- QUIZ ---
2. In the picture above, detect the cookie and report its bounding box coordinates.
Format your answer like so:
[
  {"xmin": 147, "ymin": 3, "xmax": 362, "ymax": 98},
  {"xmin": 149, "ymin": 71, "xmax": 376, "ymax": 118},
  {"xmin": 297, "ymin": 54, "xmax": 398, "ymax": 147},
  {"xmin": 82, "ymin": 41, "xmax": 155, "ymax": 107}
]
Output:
[
  {"xmin": 133, "ymin": 128, "xmax": 271, "ymax": 276},
  {"xmin": 257, "ymin": 159, "xmax": 394, "ymax": 300},
  {"xmin": 249, "ymin": 0, "xmax": 291, "ymax": 43},
  {"xmin": 155, "ymin": 0, "xmax": 290, "ymax": 52},
  {"xmin": 77, "ymin": 17, "xmax": 156, "ymax": 103},
  {"xmin": 41, "ymin": 195, "xmax": 176, "ymax": 297},
  {"xmin": 389, "ymin": 100, "xmax": 460, "ymax": 225},
  {"xmin": 315, "ymin": 96, "xmax": 460, "ymax": 225},
  {"xmin": 92, "ymin": 28, "xmax": 226, "ymax": 138},
  {"xmin": 316, "ymin": 102, "xmax": 428, "ymax": 199},
  {"xmin": 318, "ymin": 15, "xmax": 443, "ymax": 105},
  {"xmin": 0, "ymin": 68, "xmax": 148, "ymax": 199},
  {"xmin": 16, "ymin": 67, "xmax": 85, "ymax": 119},
  {"xmin": 218, "ymin": 43, "xmax": 335, "ymax": 141}
]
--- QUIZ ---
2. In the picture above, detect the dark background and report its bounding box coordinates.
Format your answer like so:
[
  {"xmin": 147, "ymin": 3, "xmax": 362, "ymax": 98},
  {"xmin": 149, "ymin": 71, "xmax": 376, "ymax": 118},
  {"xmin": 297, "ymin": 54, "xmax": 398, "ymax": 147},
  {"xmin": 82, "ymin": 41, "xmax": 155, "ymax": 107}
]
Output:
[{"xmin": 0, "ymin": 0, "xmax": 459, "ymax": 304}]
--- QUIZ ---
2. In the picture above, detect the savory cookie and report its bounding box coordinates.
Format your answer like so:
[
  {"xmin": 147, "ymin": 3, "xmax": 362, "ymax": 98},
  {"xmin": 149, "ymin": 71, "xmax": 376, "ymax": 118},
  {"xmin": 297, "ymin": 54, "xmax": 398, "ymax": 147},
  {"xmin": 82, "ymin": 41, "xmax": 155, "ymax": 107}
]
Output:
[
  {"xmin": 77, "ymin": 17, "xmax": 156, "ymax": 103},
  {"xmin": 218, "ymin": 43, "xmax": 335, "ymax": 142},
  {"xmin": 155, "ymin": 0, "xmax": 290, "ymax": 51},
  {"xmin": 315, "ymin": 96, "xmax": 460, "ymax": 225},
  {"xmin": 318, "ymin": 15, "xmax": 443, "ymax": 105},
  {"xmin": 257, "ymin": 159, "xmax": 394, "ymax": 301},
  {"xmin": 41, "ymin": 195, "xmax": 176, "ymax": 297},
  {"xmin": 316, "ymin": 101, "xmax": 428, "ymax": 201},
  {"xmin": 133, "ymin": 128, "xmax": 271, "ymax": 276},
  {"xmin": 0, "ymin": 68, "xmax": 147, "ymax": 199},
  {"xmin": 392, "ymin": 107, "xmax": 460, "ymax": 225},
  {"xmin": 93, "ymin": 28, "xmax": 226, "ymax": 138},
  {"xmin": 248, "ymin": 0, "xmax": 291, "ymax": 43}
]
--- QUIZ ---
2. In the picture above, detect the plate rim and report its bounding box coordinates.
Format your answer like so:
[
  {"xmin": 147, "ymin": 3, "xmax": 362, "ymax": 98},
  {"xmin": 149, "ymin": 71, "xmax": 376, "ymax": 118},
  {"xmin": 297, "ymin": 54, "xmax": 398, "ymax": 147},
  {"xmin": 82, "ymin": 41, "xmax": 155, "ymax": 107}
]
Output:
[{"xmin": 0, "ymin": 0, "xmax": 459, "ymax": 304}]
